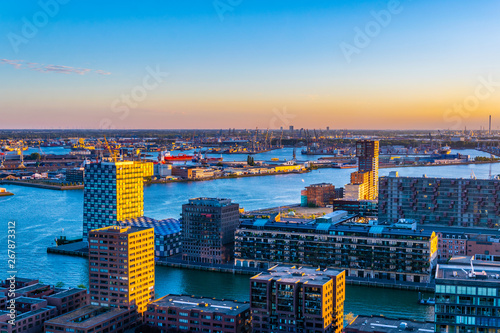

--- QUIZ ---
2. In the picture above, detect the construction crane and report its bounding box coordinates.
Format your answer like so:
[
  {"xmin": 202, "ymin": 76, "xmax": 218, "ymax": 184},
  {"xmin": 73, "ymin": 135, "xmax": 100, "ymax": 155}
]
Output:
[{"xmin": 103, "ymin": 136, "xmax": 118, "ymax": 163}]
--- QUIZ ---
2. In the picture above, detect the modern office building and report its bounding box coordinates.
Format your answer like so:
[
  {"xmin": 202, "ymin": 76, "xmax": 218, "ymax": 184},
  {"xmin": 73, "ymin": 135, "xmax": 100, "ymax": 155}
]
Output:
[
  {"xmin": 378, "ymin": 174, "xmax": 500, "ymax": 228},
  {"xmin": 123, "ymin": 216, "xmax": 181, "ymax": 259},
  {"xmin": 434, "ymin": 257, "xmax": 500, "ymax": 332},
  {"xmin": 82, "ymin": 160, "xmax": 153, "ymax": 239},
  {"xmin": 250, "ymin": 265, "xmax": 345, "ymax": 333},
  {"xmin": 88, "ymin": 225, "xmax": 155, "ymax": 314},
  {"xmin": 235, "ymin": 215, "xmax": 438, "ymax": 283},
  {"xmin": 182, "ymin": 197, "xmax": 240, "ymax": 264},
  {"xmin": 144, "ymin": 294, "xmax": 251, "ymax": 333}
]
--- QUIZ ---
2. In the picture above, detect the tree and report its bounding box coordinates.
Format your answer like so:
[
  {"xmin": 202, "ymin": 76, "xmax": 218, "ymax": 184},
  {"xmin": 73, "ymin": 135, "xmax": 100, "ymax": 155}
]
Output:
[
  {"xmin": 27, "ymin": 152, "xmax": 41, "ymax": 160},
  {"xmin": 247, "ymin": 155, "xmax": 255, "ymax": 166},
  {"xmin": 77, "ymin": 284, "xmax": 86, "ymax": 289},
  {"xmin": 55, "ymin": 281, "xmax": 65, "ymax": 288}
]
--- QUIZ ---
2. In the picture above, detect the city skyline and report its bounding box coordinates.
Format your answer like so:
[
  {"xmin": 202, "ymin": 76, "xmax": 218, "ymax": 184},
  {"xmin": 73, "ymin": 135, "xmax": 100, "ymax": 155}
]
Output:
[{"xmin": 1, "ymin": 1, "xmax": 500, "ymax": 130}]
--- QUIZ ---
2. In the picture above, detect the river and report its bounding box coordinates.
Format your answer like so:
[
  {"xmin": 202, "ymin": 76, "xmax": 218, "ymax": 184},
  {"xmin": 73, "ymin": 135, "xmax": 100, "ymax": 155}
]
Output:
[{"xmin": 1, "ymin": 149, "xmax": 499, "ymax": 321}]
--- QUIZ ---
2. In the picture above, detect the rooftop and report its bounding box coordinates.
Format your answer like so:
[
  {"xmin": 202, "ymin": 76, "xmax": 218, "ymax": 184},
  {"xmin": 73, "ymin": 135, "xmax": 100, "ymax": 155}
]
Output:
[
  {"xmin": 252, "ymin": 265, "xmax": 343, "ymax": 285},
  {"xmin": 15, "ymin": 297, "xmax": 46, "ymax": 304},
  {"xmin": 186, "ymin": 197, "xmax": 234, "ymax": 207},
  {"xmin": 239, "ymin": 215, "xmax": 434, "ymax": 238},
  {"xmin": 15, "ymin": 283, "xmax": 51, "ymax": 294},
  {"xmin": 345, "ymin": 315, "xmax": 435, "ymax": 333},
  {"xmin": 150, "ymin": 294, "xmax": 249, "ymax": 316},
  {"xmin": 436, "ymin": 259, "xmax": 500, "ymax": 283},
  {"xmin": 89, "ymin": 225, "xmax": 153, "ymax": 235},
  {"xmin": 123, "ymin": 216, "xmax": 181, "ymax": 235},
  {"xmin": 45, "ymin": 305, "xmax": 130, "ymax": 328}
]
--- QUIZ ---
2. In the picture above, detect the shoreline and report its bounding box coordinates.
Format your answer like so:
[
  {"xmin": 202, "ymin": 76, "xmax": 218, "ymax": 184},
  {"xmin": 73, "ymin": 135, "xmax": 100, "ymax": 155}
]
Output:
[{"xmin": 2, "ymin": 160, "xmax": 498, "ymax": 191}]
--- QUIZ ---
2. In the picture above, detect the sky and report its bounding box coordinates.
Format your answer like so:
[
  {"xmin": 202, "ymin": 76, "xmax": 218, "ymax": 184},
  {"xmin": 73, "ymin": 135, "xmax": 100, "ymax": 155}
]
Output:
[{"xmin": 0, "ymin": 0, "xmax": 499, "ymax": 130}]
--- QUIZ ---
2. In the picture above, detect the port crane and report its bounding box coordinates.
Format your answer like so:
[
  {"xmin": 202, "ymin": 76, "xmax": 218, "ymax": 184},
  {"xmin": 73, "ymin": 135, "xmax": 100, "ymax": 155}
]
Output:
[{"xmin": 103, "ymin": 136, "xmax": 118, "ymax": 163}]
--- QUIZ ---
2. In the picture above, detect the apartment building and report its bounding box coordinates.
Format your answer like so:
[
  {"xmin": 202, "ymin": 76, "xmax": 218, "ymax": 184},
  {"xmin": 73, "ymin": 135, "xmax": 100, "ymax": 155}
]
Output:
[
  {"xmin": 144, "ymin": 294, "xmax": 251, "ymax": 333},
  {"xmin": 250, "ymin": 265, "xmax": 345, "ymax": 333},
  {"xmin": 88, "ymin": 225, "xmax": 155, "ymax": 314},
  {"xmin": 235, "ymin": 215, "xmax": 438, "ymax": 283}
]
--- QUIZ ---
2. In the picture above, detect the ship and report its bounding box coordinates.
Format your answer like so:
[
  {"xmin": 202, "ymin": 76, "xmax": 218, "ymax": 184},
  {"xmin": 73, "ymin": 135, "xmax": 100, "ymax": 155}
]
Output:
[
  {"xmin": 192, "ymin": 151, "xmax": 223, "ymax": 163},
  {"xmin": 160, "ymin": 150, "xmax": 193, "ymax": 162},
  {"xmin": 438, "ymin": 146, "xmax": 451, "ymax": 155}
]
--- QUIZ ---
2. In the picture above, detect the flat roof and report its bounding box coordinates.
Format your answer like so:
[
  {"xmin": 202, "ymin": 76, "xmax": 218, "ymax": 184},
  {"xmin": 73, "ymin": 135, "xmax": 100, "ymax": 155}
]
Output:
[
  {"xmin": 46, "ymin": 288, "xmax": 86, "ymax": 299},
  {"xmin": 90, "ymin": 225, "xmax": 153, "ymax": 235},
  {"xmin": 150, "ymin": 295, "xmax": 249, "ymax": 316},
  {"xmin": 45, "ymin": 305, "xmax": 130, "ymax": 327},
  {"xmin": 346, "ymin": 315, "xmax": 435, "ymax": 333},
  {"xmin": 436, "ymin": 261, "xmax": 500, "ymax": 283},
  {"xmin": 239, "ymin": 217, "xmax": 434, "ymax": 238},
  {"xmin": 15, "ymin": 283, "xmax": 51, "ymax": 294},
  {"xmin": 16, "ymin": 306, "xmax": 56, "ymax": 322},
  {"xmin": 251, "ymin": 265, "xmax": 343, "ymax": 285},
  {"xmin": 15, "ymin": 297, "xmax": 46, "ymax": 304}
]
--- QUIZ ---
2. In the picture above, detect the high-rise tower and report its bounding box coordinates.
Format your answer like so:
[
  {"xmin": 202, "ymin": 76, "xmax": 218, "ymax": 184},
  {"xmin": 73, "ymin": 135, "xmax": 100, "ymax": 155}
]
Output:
[
  {"xmin": 89, "ymin": 225, "xmax": 155, "ymax": 314},
  {"xmin": 83, "ymin": 161, "xmax": 153, "ymax": 240},
  {"xmin": 355, "ymin": 140, "xmax": 379, "ymax": 200}
]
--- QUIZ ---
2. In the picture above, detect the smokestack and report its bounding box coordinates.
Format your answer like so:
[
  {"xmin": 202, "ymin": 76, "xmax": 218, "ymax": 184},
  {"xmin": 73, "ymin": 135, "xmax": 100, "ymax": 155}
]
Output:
[{"xmin": 489, "ymin": 115, "xmax": 492, "ymax": 135}]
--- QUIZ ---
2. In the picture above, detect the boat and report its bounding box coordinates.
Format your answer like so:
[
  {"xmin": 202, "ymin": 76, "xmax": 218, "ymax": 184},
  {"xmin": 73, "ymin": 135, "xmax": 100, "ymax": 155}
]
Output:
[
  {"xmin": 161, "ymin": 151, "xmax": 193, "ymax": 162},
  {"xmin": 438, "ymin": 146, "xmax": 451, "ymax": 155},
  {"xmin": 418, "ymin": 292, "xmax": 436, "ymax": 305},
  {"xmin": 192, "ymin": 151, "xmax": 223, "ymax": 163}
]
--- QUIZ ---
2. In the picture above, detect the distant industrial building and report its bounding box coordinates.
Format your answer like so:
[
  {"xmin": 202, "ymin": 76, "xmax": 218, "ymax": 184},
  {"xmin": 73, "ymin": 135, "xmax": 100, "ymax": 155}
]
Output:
[
  {"xmin": 250, "ymin": 265, "xmax": 345, "ymax": 333},
  {"xmin": 235, "ymin": 213, "xmax": 438, "ymax": 283},
  {"xmin": 434, "ymin": 256, "xmax": 500, "ymax": 332},
  {"xmin": 89, "ymin": 225, "xmax": 155, "ymax": 314},
  {"xmin": 182, "ymin": 198, "xmax": 240, "ymax": 264},
  {"xmin": 144, "ymin": 295, "xmax": 251, "ymax": 333},
  {"xmin": 378, "ymin": 173, "xmax": 500, "ymax": 228},
  {"xmin": 82, "ymin": 160, "xmax": 153, "ymax": 239}
]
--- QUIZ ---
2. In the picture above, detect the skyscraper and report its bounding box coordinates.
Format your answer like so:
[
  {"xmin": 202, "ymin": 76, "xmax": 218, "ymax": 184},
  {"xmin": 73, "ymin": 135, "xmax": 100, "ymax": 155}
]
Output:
[
  {"xmin": 355, "ymin": 140, "xmax": 379, "ymax": 200},
  {"xmin": 83, "ymin": 161, "xmax": 153, "ymax": 240},
  {"xmin": 88, "ymin": 225, "xmax": 155, "ymax": 314},
  {"xmin": 182, "ymin": 197, "xmax": 240, "ymax": 264}
]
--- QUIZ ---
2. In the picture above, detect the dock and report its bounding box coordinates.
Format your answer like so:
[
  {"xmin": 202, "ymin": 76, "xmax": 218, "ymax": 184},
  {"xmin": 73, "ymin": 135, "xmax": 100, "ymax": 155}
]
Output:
[{"xmin": 47, "ymin": 243, "xmax": 435, "ymax": 291}]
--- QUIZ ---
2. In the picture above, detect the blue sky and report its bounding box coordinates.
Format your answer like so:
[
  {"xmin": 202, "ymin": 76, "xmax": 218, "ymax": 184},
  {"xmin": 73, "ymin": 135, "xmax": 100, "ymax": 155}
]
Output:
[{"xmin": 1, "ymin": 0, "xmax": 499, "ymax": 129}]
